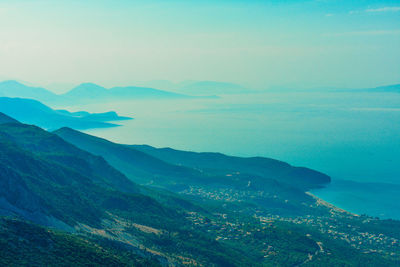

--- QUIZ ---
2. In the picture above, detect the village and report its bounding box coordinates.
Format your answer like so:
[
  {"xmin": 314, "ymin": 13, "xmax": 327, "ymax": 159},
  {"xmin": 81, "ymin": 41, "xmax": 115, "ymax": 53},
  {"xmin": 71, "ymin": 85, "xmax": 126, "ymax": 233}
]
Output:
[{"xmin": 182, "ymin": 185, "xmax": 400, "ymax": 261}]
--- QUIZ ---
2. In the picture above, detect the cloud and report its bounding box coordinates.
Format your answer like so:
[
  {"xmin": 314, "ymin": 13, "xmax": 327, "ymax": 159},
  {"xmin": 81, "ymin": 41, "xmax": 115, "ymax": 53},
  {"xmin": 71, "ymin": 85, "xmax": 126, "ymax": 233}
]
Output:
[
  {"xmin": 323, "ymin": 30, "xmax": 400, "ymax": 37},
  {"xmin": 348, "ymin": 6, "xmax": 400, "ymax": 15},
  {"xmin": 366, "ymin": 7, "xmax": 400, "ymax": 13}
]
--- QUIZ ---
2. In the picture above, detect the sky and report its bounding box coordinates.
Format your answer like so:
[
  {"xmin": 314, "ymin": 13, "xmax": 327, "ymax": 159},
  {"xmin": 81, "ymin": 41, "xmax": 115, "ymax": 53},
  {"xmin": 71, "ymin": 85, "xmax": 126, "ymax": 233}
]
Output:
[{"xmin": 0, "ymin": 0, "xmax": 399, "ymax": 92}]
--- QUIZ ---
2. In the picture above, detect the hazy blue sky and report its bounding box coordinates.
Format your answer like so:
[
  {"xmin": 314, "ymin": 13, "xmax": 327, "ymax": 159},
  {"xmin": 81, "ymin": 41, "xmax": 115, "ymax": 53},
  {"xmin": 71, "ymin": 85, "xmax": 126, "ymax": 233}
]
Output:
[{"xmin": 0, "ymin": 0, "xmax": 399, "ymax": 92}]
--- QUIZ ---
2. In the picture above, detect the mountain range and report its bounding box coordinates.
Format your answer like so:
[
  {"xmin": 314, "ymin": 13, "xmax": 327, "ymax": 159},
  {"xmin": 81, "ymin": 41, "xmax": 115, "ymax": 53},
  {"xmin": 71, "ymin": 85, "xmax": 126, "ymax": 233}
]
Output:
[
  {"xmin": 0, "ymin": 80, "xmax": 58, "ymax": 102},
  {"xmin": 0, "ymin": 80, "xmax": 193, "ymax": 105},
  {"xmin": 0, "ymin": 112, "xmax": 399, "ymax": 266},
  {"xmin": 361, "ymin": 84, "xmax": 400, "ymax": 93},
  {"xmin": 53, "ymin": 127, "xmax": 331, "ymax": 216},
  {"xmin": 0, "ymin": 97, "xmax": 131, "ymax": 130},
  {"xmin": 1, "ymin": 80, "xmax": 399, "ymax": 108},
  {"xmin": 0, "ymin": 113, "xmax": 320, "ymax": 265},
  {"xmin": 132, "ymin": 144, "xmax": 330, "ymax": 189},
  {"xmin": 62, "ymin": 83, "xmax": 189, "ymax": 102},
  {"xmin": 0, "ymin": 80, "xmax": 251, "ymax": 106}
]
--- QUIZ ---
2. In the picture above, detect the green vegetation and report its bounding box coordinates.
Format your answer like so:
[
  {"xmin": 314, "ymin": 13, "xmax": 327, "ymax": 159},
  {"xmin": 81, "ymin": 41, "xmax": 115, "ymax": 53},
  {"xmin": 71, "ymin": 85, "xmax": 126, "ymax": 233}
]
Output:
[
  {"xmin": 276, "ymin": 220, "xmax": 399, "ymax": 267},
  {"xmin": 0, "ymin": 217, "xmax": 159, "ymax": 267},
  {"xmin": 0, "ymin": 112, "xmax": 19, "ymax": 124},
  {"xmin": 132, "ymin": 144, "xmax": 330, "ymax": 189},
  {"xmin": 0, "ymin": 119, "xmax": 398, "ymax": 266},
  {"xmin": 53, "ymin": 127, "xmax": 324, "ymax": 217}
]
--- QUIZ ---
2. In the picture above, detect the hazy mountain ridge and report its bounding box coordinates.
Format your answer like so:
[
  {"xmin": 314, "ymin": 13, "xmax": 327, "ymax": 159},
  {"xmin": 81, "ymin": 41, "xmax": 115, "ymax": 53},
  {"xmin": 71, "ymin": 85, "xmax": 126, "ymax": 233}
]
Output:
[
  {"xmin": 0, "ymin": 123, "xmax": 145, "ymax": 227},
  {"xmin": 133, "ymin": 80, "xmax": 255, "ymax": 95},
  {"xmin": 0, "ymin": 80, "xmax": 246, "ymax": 106},
  {"xmin": 53, "ymin": 127, "xmax": 200, "ymax": 185},
  {"xmin": 54, "ymin": 127, "xmax": 329, "ymax": 214},
  {"xmin": 0, "ymin": 80, "xmax": 195, "ymax": 105},
  {"xmin": 363, "ymin": 84, "xmax": 400, "ymax": 93},
  {"xmin": 322, "ymin": 84, "xmax": 400, "ymax": 93},
  {"xmin": 56, "ymin": 110, "xmax": 131, "ymax": 121},
  {"xmin": 2, "ymin": 80, "xmax": 399, "ymax": 108},
  {"xmin": 0, "ymin": 97, "xmax": 131, "ymax": 130},
  {"xmin": 132, "ymin": 145, "xmax": 331, "ymax": 189},
  {"xmin": 0, "ymin": 81, "xmax": 58, "ymax": 102},
  {"xmin": 63, "ymin": 83, "xmax": 189, "ymax": 101}
]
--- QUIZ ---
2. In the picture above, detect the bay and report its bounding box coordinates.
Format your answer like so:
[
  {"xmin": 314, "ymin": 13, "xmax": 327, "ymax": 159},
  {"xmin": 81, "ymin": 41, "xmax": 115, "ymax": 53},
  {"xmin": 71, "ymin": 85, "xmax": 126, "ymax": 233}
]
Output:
[{"xmin": 60, "ymin": 91, "xmax": 400, "ymax": 219}]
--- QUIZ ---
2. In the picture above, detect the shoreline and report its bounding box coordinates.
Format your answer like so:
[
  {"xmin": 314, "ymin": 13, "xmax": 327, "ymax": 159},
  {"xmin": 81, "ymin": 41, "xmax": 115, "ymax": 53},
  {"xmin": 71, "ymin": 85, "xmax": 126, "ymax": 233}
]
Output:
[{"xmin": 305, "ymin": 191, "xmax": 360, "ymax": 217}]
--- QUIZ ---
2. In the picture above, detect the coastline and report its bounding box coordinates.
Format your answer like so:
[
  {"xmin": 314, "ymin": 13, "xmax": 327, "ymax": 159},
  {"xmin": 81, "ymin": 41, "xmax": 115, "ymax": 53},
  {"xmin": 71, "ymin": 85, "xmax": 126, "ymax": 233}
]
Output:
[{"xmin": 305, "ymin": 191, "xmax": 360, "ymax": 217}]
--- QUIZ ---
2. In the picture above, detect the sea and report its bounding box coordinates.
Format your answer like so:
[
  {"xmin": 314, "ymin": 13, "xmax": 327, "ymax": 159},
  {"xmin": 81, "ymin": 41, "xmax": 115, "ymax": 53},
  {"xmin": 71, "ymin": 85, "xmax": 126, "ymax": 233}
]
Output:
[{"xmin": 61, "ymin": 90, "xmax": 400, "ymax": 220}]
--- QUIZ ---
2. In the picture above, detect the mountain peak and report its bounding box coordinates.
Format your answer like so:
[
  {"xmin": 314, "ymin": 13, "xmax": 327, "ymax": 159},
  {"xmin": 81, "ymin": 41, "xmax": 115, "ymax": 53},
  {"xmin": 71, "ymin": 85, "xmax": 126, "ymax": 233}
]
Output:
[
  {"xmin": 76, "ymin": 82, "xmax": 106, "ymax": 89},
  {"xmin": 0, "ymin": 80, "xmax": 49, "ymax": 90},
  {"xmin": 0, "ymin": 80, "xmax": 57, "ymax": 102},
  {"xmin": 54, "ymin": 126, "xmax": 74, "ymax": 132},
  {"xmin": 64, "ymin": 83, "xmax": 108, "ymax": 97},
  {"xmin": 71, "ymin": 83, "xmax": 108, "ymax": 92},
  {"xmin": 53, "ymin": 126, "xmax": 84, "ymax": 135}
]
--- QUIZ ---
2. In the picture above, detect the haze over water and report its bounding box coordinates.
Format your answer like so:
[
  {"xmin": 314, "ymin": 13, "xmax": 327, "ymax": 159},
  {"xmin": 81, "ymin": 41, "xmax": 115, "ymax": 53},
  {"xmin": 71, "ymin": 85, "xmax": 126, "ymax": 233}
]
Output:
[
  {"xmin": 0, "ymin": 0, "xmax": 399, "ymax": 264},
  {"xmin": 60, "ymin": 89, "xmax": 400, "ymax": 220},
  {"xmin": 1, "ymin": 0, "xmax": 399, "ymax": 220}
]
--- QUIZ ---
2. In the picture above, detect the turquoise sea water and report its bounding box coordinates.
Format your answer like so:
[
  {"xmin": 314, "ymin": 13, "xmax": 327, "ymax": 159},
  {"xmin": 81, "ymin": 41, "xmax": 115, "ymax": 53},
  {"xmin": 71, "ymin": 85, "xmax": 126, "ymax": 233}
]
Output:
[
  {"xmin": 62, "ymin": 91, "xmax": 400, "ymax": 219},
  {"xmin": 311, "ymin": 180, "xmax": 400, "ymax": 220}
]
